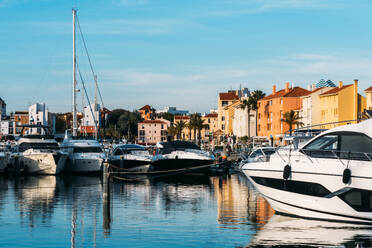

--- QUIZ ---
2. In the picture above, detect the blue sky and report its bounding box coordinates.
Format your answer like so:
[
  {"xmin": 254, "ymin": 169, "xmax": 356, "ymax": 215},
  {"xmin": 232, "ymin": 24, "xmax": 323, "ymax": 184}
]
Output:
[{"xmin": 1, "ymin": 0, "xmax": 372, "ymax": 114}]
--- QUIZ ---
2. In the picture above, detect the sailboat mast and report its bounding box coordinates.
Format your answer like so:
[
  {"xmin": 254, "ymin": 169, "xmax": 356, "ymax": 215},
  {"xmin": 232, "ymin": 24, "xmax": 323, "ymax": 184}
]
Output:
[{"xmin": 72, "ymin": 9, "xmax": 78, "ymax": 136}]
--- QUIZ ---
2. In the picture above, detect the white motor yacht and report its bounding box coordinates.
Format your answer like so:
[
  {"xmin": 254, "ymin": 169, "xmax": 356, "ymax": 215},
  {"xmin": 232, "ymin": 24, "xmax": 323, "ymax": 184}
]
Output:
[
  {"xmin": 13, "ymin": 125, "xmax": 67, "ymax": 175},
  {"xmin": 110, "ymin": 144, "xmax": 152, "ymax": 172},
  {"xmin": 152, "ymin": 141, "xmax": 215, "ymax": 173},
  {"xmin": 60, "ymin": 132, "xmax": 105, "ymax": 173},
  {"xmin": 241, "ymin": 119, "xmax": 372, "ymax": 223}
]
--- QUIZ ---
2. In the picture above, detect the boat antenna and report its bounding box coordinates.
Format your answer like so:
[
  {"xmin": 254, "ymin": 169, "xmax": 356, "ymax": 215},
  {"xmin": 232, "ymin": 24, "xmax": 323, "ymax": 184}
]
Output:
[{"xmin": 72, "ymin": 8, "xmax": 78, "ymax": 136}]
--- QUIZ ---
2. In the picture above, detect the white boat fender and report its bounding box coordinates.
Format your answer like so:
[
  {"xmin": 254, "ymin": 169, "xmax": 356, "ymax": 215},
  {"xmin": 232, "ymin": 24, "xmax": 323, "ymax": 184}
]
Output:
[
  {"xmin": 283, "ymin": 164, "xmax": 291, "ymax": 180},
  {"xmin": 342, "ymin": 168, "xmax": 351, "ymax": 184}
]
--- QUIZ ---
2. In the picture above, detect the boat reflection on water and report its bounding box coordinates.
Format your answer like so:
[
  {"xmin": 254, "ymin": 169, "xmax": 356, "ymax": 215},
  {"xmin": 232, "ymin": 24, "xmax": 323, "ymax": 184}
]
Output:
[
  {"xmin": 210, "ymin": 173, "xmax": 274, "ymax": 228},
  {"xmin": 247, "ymin": 214, "xmax": 372, "ymax": 247},
  {"xmin": 13, "ymin": 176, "xmax": 58, "ymax": 227}
]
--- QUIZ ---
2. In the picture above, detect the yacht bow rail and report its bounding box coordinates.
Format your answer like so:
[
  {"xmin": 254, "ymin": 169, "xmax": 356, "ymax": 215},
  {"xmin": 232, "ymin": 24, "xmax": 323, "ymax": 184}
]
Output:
[{"xmin": 275, "ymin": 147, "xmax": 372, "ymax": 162}]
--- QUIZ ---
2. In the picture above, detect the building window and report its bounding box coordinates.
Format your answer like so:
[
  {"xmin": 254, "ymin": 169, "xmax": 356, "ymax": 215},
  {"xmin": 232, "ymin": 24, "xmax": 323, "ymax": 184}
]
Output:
[
  {"xmin": 222, "ymin": 124, "xmax": 225, "ymax": 130},
  {"xmin": 269, "ymin": 100, "xmax": 272, "ymax": 106},
  {"xmin": 280, "ymin": 98, "xmax": 283, "ymax": 104},
  {"xmin": 258, "ymin": 125, "xmax": 261, "ymax": 132},
  {"xmin": 222, "ymin": 116, "xmax": 225, "ymax": 121},
  {"xmin": 161, "ymin": 124, "xmax": 164, "ymax": 129},
  {"xmin": 267, "ymin": 124, "xmax": 271, "ymax": 131},
  {"xmin": 222, "ymin": 101, "xmax": 228, "ymax": 106}
]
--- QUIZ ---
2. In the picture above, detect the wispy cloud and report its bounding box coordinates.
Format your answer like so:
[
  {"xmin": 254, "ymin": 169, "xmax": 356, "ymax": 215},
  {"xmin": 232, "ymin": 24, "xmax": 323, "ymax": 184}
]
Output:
[
  {"xmin": 208, "ymin": 0, "xmax": 346, "ymax": 17},
  {"xmin": 0, "ymin": 0, "xmax": 11, "ymax": 8}
]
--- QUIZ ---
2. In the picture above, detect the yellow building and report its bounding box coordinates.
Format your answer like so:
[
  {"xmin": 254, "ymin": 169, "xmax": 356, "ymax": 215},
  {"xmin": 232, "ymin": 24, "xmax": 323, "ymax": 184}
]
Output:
[
  {"xmin": 319, "ymin": 80, "xmax": 366, "ymax": 129},
  {"xmin": 223, "ymin": 101, "xmax": 241, "ymax": 136},
  {"xmin": 366, "ymin": 86, "xmax": 372, "ymax": 110},
  {"xmin": 173, "ymin": 114, "xmax": 218, "ymax": 143},
  {"xmin": 217, "ymin": 91, "xmax": 239, "ymax": 135}
]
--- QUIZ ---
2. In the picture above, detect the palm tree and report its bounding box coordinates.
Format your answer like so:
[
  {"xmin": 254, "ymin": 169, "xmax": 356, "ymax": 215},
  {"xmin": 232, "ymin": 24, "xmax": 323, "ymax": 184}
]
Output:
[
  {"xmin": 250, "ymin": 90, "xmax": 266, "ymax": 136},
  {"xmin": 281, "ymin": 110, "xmax": 304, "ymax": 135},
  {"xmin": 189, "ymin": 114, "xmax": 199, "ymax": 143},
  {"xmin": 194, "ymin": 117, "xmax": 207, "ymax": 146},
  {"xmin": 174, "ymin": 120, "xmax": 186, "ymax": 140},
  {"xmin": 186, "ymin": 122, "xmax": 193, "ymax": 141},
  {"xmin": 167, "ymin": 125, "xmax": 177, "ymax": 141},
  {"xmin": 239, "ymin": 98, "xmax": 254, "ymax": 138}
]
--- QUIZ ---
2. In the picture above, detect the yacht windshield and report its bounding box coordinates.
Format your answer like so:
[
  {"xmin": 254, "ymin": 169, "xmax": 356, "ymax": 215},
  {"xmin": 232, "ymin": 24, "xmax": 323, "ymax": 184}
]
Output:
[
  {"xmin": 73, "ymin": 147, "xmax": 103, "ymax": 153},
  {"xmin": 303, "ymin": 132, "xmax": 372, "ymax": 161},
  {"xmin": 304, "ymin": 135, "xmax": 338, "ymax": 150},
  {"xmin": 19, "ymin": 142, "xmax": 60, "ymax": 152}
]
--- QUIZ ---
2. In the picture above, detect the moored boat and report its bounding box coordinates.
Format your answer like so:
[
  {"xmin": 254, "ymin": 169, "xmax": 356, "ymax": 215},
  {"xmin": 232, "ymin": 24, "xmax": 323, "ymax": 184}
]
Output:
[
  {"xmin": 60, "ymin": 132, "xmax": 105, "ymax": 173},
  {"xmin": 241, "ymin": 119, "xmax": 372, "ymax": 223},
  {"xmin": 13, "ymin": 125, "xmax": 67, "ymax": 175},
  {"xmin": 109, "ymin": 144, "xmax": 152, "ymax": 172},
  {"xmin": 151, "ymin": 141, "xmax": 215, "ymax": 173}
]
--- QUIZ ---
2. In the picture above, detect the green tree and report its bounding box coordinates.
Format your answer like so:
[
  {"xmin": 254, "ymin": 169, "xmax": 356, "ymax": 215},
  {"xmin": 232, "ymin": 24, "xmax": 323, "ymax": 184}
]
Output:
[
  {"xmin": 250, "ymin": 90, "xmax": 266, "ymax": 135},
  {"xmin": 282, "ymin": 110, "xmax": 304, "ymax": 135},
  {"xmin": 157, "ymin": 112, "xmax": 174, "ymax": 122},
  {"xmin": 55, "ymin": 114, "xmax": 67, "ymax": 133},
  {"xmin": 117, "ymin": 111, "xmax": 142, "ymax": 142}
]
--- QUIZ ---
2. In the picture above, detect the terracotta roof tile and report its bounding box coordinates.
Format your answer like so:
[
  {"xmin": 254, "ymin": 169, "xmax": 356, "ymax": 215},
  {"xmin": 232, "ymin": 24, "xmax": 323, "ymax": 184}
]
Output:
[
  {"xmin": 204, "ymin": 113, "xmax": 218, "ymax": 118},
  {"xmin": 319, "ymin": 84, "xmax": 352, "ymax": 96},
  {"xmin": 219, "ymin": 92, "xmax": 238, "ymax": 101},
  {"xmin": 260, "ymin": 87, "xmax": 310, "ymax": 101},
  {"xmin": 365, "ymin": 86, "xmax": 372, "ymax": 92},
  {"xmin": 174, "ymin": 116, "xmax": 189, "ymax": 120},
  {"xmin": 139, "ymin": 105, "xmax": 152, "ymax": 110},
  {"xmin": 140, "ymin": 120, "xmax": 167, "ymax": 124}
]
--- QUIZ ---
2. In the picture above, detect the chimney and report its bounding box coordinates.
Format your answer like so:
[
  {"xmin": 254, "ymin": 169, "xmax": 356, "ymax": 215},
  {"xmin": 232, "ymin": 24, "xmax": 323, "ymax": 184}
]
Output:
[
  {"xmin": 338, "ymin": 81, "xmax": 343, "ymax": 88},
  {"xmin": 307, "ymin": 85, "xmax": 311, "ymax": 91},
  {"xmin": 312, "ymin": 84, "xmax": 316, "ymax": 91},
  {"xmin": 354, "ymin": 79, "xmax": 358, "ymax": 86},
  {"xmin": 285, "ymin": 82, "xmax": 290, "ymax": 93},
  {"xmin": 272, "ymin": 85, "xmax": 276, "ymax": 94}
]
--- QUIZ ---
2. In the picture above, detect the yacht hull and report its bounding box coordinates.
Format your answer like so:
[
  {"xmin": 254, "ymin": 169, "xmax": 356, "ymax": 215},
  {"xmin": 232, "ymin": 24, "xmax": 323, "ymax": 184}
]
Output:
[
  {"xmin": 242, "ymin": 158, "xmax": 372, "ymax": 224},
  {"xmin": 20, "ymin": 153, "xmax": 67, "ymax": 175},
  {"xmin": 64, "ymin": 157, "xmax": 103, "ymax": 173},
  {"xmin": 151, "ymin": 158, "xmax": 213, "ymax": 173},
  {"xmin": 110, "ymin": 159, "xmax": 151, "ymax": 172},
  {"xmin": 0, "ymin": 155, "xmax": 8, "ymax": 173}
]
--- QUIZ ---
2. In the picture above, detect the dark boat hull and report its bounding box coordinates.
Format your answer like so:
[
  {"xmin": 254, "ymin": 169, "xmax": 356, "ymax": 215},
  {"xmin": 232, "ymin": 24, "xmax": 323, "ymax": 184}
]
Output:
[{"xmin": 151, "ymin": 159, "xmax": 213, "ymax": 174}]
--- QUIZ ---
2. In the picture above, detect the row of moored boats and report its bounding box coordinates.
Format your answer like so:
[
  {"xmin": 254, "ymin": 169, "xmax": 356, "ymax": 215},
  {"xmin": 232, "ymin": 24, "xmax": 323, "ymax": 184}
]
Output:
[{"xmin": 0, "ymin": 127, "xmax": 215, "ymax": 175}]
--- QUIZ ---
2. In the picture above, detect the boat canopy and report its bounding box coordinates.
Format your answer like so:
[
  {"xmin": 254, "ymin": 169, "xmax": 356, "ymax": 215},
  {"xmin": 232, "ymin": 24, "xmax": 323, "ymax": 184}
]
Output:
[
  {"xmin": 156, "ymin": 141, "xmax": 200, "ymax": 150},
  {"xmin": 114, "ymin": 144, "xmax": 145, "ymax": 150}
]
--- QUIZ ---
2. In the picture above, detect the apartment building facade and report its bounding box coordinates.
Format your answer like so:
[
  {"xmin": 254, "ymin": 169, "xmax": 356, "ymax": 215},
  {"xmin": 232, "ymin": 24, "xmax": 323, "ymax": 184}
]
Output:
[{"xmin": 257, "ymin": 82, "xmax": 310, "ymax": 141}]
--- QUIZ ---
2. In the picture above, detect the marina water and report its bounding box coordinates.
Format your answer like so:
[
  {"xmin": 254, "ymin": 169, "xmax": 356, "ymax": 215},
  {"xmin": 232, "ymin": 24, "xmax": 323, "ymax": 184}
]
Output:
[{"xmin": 0, "ymin": 173, "xmax": 371, "ymax": 247}]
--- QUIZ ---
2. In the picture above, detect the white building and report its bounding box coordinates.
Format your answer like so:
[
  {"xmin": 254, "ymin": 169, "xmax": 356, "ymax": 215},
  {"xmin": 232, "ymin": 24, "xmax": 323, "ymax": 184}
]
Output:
[
  {"xmin": 232, "ymin": 100, "xmax": 256, "ymax": 138},
  {"xmin": 156, "ymin": 106, "xmax": 189, "ymax": 116},
  {"xmin": 28, "ymin": 103, "xmax": 55, "ymax": 135},
  {"xmin": 0, "ymin": 119, "xmax": 13, "ymax": 136},
  {"xmin": 81, "ymin": 103, "xmax": 101, "ymax": 135},
  {"xmin": 301, "ymin": 85, "xmax": 335, "ymax": 128},
  {"xmin": 0, "ymin": 98, "xmax": 6, "ymax": 121}
]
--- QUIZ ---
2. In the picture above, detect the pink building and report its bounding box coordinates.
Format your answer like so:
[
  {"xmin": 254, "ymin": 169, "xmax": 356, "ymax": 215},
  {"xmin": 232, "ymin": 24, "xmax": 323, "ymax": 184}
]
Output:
[{"xmin": 137, "ymin": 119, "xmax": 170, "ymax": 145}]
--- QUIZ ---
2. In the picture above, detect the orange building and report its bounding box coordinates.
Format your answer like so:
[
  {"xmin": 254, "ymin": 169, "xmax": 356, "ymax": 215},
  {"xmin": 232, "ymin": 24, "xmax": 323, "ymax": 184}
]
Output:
[
  {"xmin": 257, "ymin": 82, "xmax": 310, "ymax": 143},
  {"xmin": 139, "ymin": 105, "xmax": 155, "ymax": 120},
  {"xmin": 13, "ymin": 111, "xmax": 29, "ymax": 135}
]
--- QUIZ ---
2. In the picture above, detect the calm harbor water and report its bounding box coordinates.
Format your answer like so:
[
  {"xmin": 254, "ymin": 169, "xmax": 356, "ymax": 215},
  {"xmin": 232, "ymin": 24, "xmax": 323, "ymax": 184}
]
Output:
[{"xmin": 0, "ymin": 173, "xmax": 371, "ymax": 247}]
